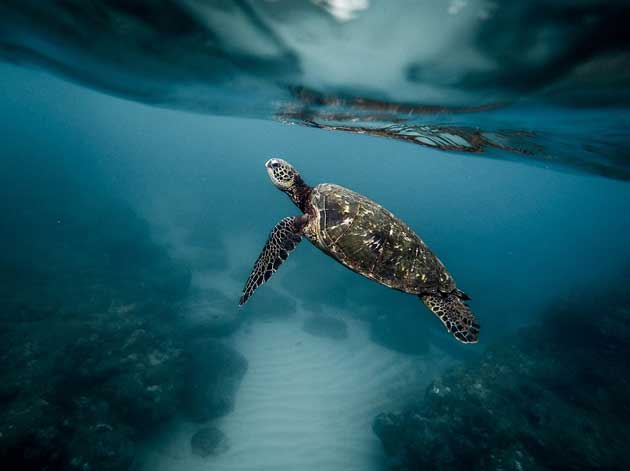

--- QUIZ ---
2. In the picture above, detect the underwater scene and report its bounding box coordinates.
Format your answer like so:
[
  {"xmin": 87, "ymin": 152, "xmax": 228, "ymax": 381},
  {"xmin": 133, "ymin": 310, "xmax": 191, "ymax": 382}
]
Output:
[{"xmin": 1, "ymin": 1, "xmax": 630, "ymax": 470}]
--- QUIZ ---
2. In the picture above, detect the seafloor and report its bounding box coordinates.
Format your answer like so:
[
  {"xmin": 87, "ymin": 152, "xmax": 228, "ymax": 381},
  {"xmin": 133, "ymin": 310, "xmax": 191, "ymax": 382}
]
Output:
[{"xmin": 2, "ymin": 159, "xmax": 629, "ymax": 469}]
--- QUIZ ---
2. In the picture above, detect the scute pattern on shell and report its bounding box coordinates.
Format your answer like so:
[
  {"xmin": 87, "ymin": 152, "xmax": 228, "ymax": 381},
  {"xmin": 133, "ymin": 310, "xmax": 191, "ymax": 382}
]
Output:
[{"xmin": 309, "ymin": 184, "xmax": 455, "ymax": 295}]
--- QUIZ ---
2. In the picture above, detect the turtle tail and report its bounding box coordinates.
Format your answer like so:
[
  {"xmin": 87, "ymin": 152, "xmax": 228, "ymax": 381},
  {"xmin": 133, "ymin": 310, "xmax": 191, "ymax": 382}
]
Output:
[{"xmin": 420, "ymin": 291, "xmax": 479, "ymax": 344}]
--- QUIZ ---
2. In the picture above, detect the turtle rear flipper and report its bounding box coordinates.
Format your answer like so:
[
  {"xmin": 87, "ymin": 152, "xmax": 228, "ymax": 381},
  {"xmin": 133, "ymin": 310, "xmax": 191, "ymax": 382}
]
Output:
[
  {"xmin": 420, "ymin": 293, "xmax": 480, "ymax": 343},
  {"xmin": 239, "ymin": 216, "xmax": 306, "ymax": 306}
]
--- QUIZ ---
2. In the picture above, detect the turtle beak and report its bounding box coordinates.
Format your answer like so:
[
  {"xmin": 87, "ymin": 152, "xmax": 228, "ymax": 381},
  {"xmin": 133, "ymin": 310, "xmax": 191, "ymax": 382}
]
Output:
[{"xmin": 265, "ymin": 160, "xmax": 275, "ymax": 180}]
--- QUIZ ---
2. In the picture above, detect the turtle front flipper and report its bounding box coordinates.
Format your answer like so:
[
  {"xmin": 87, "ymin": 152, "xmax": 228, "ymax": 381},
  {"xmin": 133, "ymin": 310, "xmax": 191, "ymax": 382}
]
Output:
[
  {"xmin": 420, "ymin": 292, "xmax": 480, "ymax": 343},
  {"xmin": 240, "ymin": 216, "xmax": 306, "ymax": 306}
]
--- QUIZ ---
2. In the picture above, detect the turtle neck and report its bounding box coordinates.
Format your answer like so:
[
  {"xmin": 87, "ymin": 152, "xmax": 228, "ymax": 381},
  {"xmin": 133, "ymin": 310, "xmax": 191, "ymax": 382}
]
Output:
[{"xmin": 286, "ymin": 175, "xmax": 311, "ymax": 213}]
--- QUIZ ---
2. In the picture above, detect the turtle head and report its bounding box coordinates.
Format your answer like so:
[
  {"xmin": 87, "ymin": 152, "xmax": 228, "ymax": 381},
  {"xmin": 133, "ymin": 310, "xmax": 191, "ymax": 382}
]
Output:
[{"xmin": 266, "ymin": 158, "xmax": 300, "ymax": 191}]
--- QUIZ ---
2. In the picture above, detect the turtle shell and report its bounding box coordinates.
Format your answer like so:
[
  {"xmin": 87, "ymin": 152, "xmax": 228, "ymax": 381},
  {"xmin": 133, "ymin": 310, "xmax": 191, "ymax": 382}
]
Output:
[{"xmin": 308, "ymin": 184, "xmax": 455, "ymax": 294}]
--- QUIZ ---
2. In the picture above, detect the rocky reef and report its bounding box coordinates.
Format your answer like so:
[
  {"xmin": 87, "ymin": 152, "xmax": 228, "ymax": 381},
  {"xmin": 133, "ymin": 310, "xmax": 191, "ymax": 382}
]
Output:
[
  {"xmin": 0, "ymin": 164, "xmax": 247, "ymax": 470},
  {"xmin": 373, "ymin": 276, "xmax": 630, "ymax": 471},
  {"xmin": 190, "ymin": 426, "xmax": 229, "ymax": 458},
  {"xmin": 184, "ymin": 339, "xmax": 248, "ymax": 423}
]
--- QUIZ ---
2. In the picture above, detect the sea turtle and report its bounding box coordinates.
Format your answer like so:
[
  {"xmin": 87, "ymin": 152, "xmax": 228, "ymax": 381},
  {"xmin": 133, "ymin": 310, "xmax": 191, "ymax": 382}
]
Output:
[{"xmin": 240, "ymin": 158, "xmax": 480, "ymax": 343}]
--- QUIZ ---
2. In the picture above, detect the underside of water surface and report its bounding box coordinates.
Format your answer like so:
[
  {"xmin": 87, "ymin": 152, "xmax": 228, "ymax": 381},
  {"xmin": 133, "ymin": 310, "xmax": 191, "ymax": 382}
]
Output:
[
  {"xmin": 2, "ymin": 0, "xmax": 630, "ymax": 179},
  {"xmin": 1, "ymin": 2, "xmax": 630, "ymax": 471}
]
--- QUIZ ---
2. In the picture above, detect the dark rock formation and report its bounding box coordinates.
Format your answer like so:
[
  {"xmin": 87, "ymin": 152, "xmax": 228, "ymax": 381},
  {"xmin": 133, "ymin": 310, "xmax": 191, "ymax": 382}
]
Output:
[
  {"xmin": 373, "ymin": 283, "xmax": 630, "ymax": 471},
  {"xmin": 183, "ymin": 340, "xmax": 248, "ymax": 422},
  {"xmin": 302, "ymin": 315, "xmax": 348, "ymax": 340},
  {"xmin": 190, "ymin": 426, "xmax": 229, "ymax": 457},
  {"xmin": 0, "ymin": 160, "xmax": 248, "ymax": 470}
]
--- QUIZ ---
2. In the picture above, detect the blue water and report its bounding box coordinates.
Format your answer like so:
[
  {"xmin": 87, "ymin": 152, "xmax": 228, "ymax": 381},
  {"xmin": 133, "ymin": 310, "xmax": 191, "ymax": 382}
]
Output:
[{"xmin": 2, "ymin": 2, "xmax": 630, "ymax": 470}]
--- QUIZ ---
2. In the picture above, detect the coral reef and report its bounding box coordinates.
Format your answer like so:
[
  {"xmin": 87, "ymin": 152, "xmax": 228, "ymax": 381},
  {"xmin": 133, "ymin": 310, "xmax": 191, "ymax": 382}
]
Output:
[
  {"xmin": 0, "ymin": 169, "xmax": 247, "ymax": 470},
  {"xmin": 373, "ymin": 280, "xmax": 630, "ymax": 471}
]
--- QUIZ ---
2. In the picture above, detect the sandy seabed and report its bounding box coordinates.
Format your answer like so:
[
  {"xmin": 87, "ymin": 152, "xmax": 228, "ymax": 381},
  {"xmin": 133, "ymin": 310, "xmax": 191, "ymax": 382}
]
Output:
[{"xmin": 141, "ymin": 302, "xmax": 454, "ymax": 471}]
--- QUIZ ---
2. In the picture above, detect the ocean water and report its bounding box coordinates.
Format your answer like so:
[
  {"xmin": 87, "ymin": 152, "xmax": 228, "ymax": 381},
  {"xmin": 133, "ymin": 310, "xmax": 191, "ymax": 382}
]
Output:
[{"xmin": 1, "ymin": 2, "xmax": 630, "ymax": 471}]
